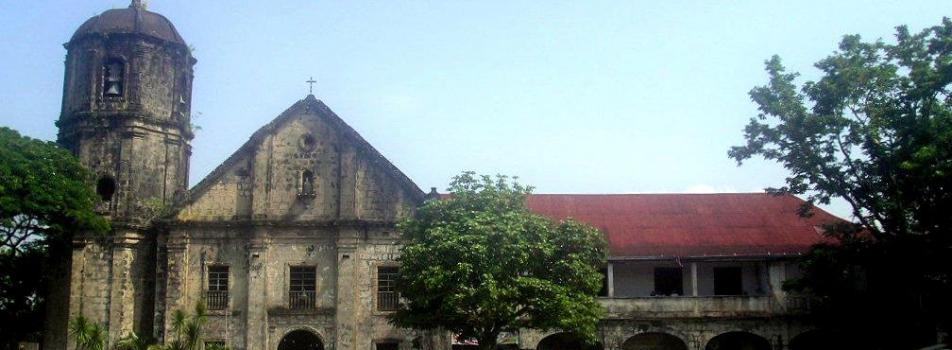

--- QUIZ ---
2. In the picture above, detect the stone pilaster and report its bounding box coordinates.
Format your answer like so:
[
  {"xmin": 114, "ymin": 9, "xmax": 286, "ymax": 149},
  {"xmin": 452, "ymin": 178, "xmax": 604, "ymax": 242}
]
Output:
[
  {"xmin": 335, "ymin": 227, "xmax": 359, "ymax": 350},
  {"xmin": 245, "ymin": 236, "xmax": 269, "ymax": 350},
  {"xmin": 106, "ymin": 230, "xmax": 145, "ymax": 345},
  {"xmin": 162, "ymin": 233, "xmax": 189, "ymax": 340}
]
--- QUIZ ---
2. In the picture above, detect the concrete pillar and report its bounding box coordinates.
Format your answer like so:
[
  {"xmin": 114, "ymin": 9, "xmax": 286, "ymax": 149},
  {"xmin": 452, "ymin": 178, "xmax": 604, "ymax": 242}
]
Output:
[
  {"xmin": 607, "ymin": 262, "xmax": 615, "ymax": 298},
  {"xmin": 690, "ymin": 262, "xmax": 698, "ymax": 297}
]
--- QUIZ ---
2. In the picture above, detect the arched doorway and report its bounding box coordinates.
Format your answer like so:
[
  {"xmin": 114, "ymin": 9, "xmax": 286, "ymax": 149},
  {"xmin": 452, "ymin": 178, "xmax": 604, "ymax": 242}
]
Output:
[
  {"xmin": 789, "ymin": 330, "xmax": 846, "ymax": 350},
  {"xmin": 278, "ymin": 329, "xmax": 323, "ymax": 350},
  {"xmin": 623, "ymin": 333, "xmax": 688, "ymax": 350},
  {"xmin": 537, "ymin": 333, "xmax": 602, "ymax": 350},
  {"xmin": 705, "ymin": 332, "xmax": 770, "ymax": 350}
]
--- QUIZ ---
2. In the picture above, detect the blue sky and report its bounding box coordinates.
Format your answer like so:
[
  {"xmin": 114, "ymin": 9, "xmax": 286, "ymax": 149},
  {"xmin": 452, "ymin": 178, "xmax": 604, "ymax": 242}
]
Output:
[{"xmin": 1, "ymin": 1, "xmax": 948, "ymax": 218}]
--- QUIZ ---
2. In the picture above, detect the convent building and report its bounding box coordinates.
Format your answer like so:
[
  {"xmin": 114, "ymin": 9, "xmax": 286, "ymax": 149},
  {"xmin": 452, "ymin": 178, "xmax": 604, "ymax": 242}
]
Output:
[{"xmin": 45, "ymin": 2, "xmax": 844, "ymax": 350}]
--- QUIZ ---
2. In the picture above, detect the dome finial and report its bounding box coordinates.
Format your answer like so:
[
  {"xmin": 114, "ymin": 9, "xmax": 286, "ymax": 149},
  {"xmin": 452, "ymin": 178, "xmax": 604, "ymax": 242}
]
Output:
[{"xmin": 130, "ymin": 0, "xmax": 145, "ymax": 9}]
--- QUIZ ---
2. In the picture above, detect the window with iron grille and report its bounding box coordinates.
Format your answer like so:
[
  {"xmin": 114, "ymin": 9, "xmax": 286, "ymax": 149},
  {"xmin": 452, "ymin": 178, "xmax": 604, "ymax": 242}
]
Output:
[
  {"xmin": 377, "ymin": 266, "xmax": 399, "ymax": 311},
  {"xmin": 206, "ymin": 265, "xmax": 229, "ymax": 310},
  {"xmin": 289, "ymin": 266, "xmax": 316, "ymax": 310}
]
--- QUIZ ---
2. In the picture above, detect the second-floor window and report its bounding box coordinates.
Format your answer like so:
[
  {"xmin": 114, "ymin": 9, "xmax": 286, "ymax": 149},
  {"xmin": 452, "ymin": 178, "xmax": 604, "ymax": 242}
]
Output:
[
  {"xmin": 713, "ymin": 267, "xmax": 743, "ymax": 296},
  {"xmin": 289, "ymin": 266, "xmax": 316, "ymax": 310},
  {"xmin": 377, "ymin": 266, "xmax": 399, "ymax": 311},
  {"xmin": 206, "ymin": 265, "xmax": 229, "ymax": 310},
  {"xmin": 653, "ymin": 267, "xmax": 683, "ymax": 296}
]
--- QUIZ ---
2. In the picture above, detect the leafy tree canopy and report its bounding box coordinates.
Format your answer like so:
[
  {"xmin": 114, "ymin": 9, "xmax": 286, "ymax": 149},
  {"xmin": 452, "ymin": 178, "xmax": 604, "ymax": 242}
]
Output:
[
  {"xmin": 391, "ymin": 172, "xmax": 607, "ymax": 350},
  {"xmin": 0, "ymin": 126, "xmax": 108, "ymax": 349},
  {"xmin": 0, "ymin": 126, "xmax": 108, "ymax": 254},
  {"xmin": 730, "ymin": 18, "xmax": 952, "ymax": 347}
]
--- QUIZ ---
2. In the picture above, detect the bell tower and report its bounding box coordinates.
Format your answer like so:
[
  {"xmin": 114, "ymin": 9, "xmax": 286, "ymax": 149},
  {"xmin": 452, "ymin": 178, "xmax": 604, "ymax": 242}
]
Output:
[
  {"xmin": 49, "ymin": 1, "xmax": 195, "ymax": 348},
  {"xmin": 58, "ymin": 0, "xmax": 194, "ymax": 218}
]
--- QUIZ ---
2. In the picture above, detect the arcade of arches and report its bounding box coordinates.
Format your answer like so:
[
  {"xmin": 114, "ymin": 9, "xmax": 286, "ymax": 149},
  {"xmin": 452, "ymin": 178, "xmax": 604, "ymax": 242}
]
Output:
[{"xmin": 529, "ymin": 328, "xmax": 830, "ymax": 350}]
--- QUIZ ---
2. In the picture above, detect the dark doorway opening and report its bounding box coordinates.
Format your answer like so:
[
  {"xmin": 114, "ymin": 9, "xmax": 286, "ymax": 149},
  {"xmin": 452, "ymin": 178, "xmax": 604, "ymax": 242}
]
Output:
[
  {"xmin": 278, "ymin": 330, "xmax": 323, "ymax": 350},
  {"xmin": 96, "ymin": 176, "xmax": 116, "ymax": 202},
  {"xmin": 537, "ymin": 333, "xmax": 602, "ymax": 350},
  {"xmin": 705, "ymin": 332, "xmax": 770, "ymax": 350},
  {"xmin": 623, "ymin": 333, "xmax": 688, "ymax": 350}
]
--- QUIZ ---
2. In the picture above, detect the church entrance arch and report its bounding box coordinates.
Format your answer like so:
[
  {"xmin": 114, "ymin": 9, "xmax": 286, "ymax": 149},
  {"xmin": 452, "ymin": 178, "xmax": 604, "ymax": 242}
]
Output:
[
  {"xmin": 536, "ymin": 333, "xmax": 602, "ymax": 350},
  {"xmin": 278, "ymin": 329, "xmax": 324, "ymax": 350},
  {"xmin": 622, "ymin": 333, "xmax": 688, "ymax": 350},
  {"xmin": 704, "ymin": 331, "xmax": 770, "ymax": 350}
]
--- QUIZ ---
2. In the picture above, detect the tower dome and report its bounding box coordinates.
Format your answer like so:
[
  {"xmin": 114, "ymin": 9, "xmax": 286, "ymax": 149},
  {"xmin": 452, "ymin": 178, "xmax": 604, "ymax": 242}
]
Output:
[{"xmin": 70, "ymin": 0, "xmax": 185, "ymax": 46}]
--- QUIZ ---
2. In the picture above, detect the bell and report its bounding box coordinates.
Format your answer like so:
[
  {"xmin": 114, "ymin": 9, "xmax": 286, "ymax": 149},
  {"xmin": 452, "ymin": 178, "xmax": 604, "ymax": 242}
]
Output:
[{"xmin": 105, "ymin": 83, "xmax": 121, "ymax": 96}]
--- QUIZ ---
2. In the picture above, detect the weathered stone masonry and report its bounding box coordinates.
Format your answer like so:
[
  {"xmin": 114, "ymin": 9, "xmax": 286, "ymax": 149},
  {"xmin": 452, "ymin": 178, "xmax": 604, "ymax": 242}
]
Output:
[{"xmin": 45, "ymin": 3, "xmax": 840, "ymax": 350}]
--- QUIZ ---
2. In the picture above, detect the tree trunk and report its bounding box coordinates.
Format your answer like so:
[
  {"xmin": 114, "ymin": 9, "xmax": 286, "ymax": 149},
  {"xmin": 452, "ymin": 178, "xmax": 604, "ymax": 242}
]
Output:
[{"xmin": 477, "ymin": 333, "xmax": 498, "ymax": 350}]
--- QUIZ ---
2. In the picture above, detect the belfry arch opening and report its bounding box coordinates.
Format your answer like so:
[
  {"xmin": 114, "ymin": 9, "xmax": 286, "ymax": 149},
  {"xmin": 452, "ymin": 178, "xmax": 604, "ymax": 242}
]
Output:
[
  {"xmin": 277, "ymin": 329, "xmax": 323, "ymax": 350},
  {"xmin": 102, "ymin": 58, "xmax": 124, "ymax": 97}
]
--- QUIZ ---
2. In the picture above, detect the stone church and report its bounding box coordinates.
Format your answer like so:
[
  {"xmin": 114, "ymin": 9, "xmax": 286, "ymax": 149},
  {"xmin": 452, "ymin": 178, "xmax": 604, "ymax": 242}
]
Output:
[{"xmin": 45, "ymin": 2, "xmax": 845, "ymax": 350}]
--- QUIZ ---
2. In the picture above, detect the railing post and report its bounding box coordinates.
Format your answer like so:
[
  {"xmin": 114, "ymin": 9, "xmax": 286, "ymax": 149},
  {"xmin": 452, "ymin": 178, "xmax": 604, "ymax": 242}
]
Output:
[
  {"xmin": 690, "ymin": 262, "xmax": 698, "ymax": 297},
  {"xmin": 607, "ymin": 262, "xmax": 615, "ymax": 298}
]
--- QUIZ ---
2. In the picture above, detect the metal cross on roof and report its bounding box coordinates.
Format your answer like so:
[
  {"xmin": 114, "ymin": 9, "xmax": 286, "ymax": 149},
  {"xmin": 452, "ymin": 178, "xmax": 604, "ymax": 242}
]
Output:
[{"xmin": 306, "ymin": 77, "xmax": 317, "ymax": 95}]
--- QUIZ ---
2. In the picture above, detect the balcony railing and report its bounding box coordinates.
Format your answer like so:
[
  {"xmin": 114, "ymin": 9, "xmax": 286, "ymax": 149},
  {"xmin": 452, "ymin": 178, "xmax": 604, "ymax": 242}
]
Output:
[
  {"xmin": 598, "ymin": 295, "xmax": 807, "ymax": 318},
  {"xmin": 378, "ymin": 291, "xmax": 399, "ymax": 311},
  {"xmin": 289, "ymin": 290, "xmax": 316, "ymax": 310},
  {"xmin": 205, "ymin": 290, "xmax": 228, "ymax": 310}
]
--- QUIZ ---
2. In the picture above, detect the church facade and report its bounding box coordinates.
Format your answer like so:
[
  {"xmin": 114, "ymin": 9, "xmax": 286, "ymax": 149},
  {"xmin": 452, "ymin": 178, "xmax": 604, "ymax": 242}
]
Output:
[{"xmin": 45, "ymin": 3, "xmax": 843, "ymax": 350}]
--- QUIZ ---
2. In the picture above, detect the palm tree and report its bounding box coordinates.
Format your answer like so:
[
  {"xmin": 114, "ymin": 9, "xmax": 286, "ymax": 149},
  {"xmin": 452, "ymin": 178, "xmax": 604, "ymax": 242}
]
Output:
[
  {"xmin": 163, "ymin": 302, "xmax": 211, "ymax": 350},
  {"xmin": 68, "ymin": 316, "xmax": 106, "ymax": 350},
  {"xmin": 115, "ymin": 332, "xmax": 155, "ymax": 350}
]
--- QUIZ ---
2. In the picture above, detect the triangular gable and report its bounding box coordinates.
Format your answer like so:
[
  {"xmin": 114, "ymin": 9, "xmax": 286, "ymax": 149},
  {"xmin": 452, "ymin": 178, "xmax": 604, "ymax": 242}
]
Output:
[{"xmin": 176, "ymin": 95, "xmax": 424, "ymax": 222}]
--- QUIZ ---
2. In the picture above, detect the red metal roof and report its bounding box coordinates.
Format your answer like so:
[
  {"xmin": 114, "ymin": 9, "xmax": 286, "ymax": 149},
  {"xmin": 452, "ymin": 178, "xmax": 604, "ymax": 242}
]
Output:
[{"xmin": 525, "ymin": 193, "xmax": 845, "ymax": 259}]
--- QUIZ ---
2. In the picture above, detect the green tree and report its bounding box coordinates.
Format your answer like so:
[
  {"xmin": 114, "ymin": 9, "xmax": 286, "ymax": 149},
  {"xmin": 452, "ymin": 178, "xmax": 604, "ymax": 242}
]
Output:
[
  {"xmin": 390, "ymin": 172, "xmax": 608, "ymax": 350},
  {"xmin": 0, "ymin": 127, "xmax": 108, "ymax": 349},
  {"xmin": 730, "ymin": 18, "xmax": 952, "ymax": 348}
]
